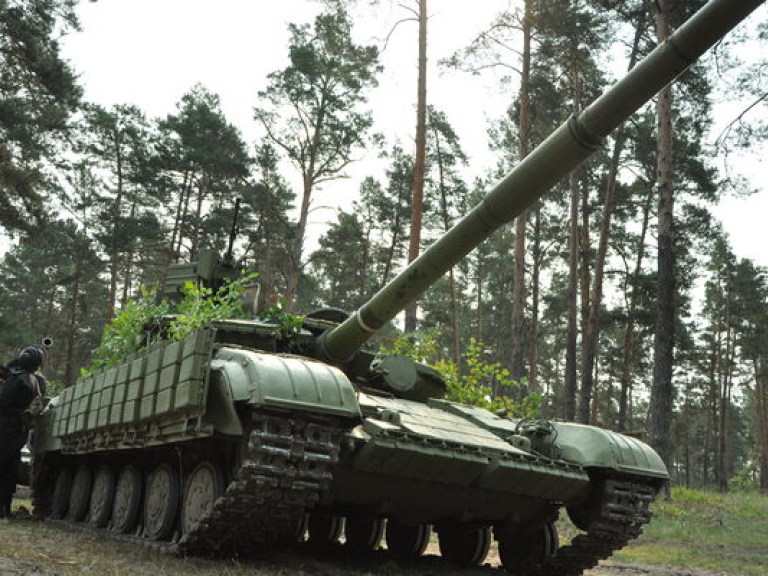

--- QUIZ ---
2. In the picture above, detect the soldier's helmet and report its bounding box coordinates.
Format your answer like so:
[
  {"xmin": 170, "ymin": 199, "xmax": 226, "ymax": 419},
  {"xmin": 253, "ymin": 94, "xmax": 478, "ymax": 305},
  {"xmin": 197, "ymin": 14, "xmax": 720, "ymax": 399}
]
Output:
[{"xmin": 17, "ymin": 347, "xmax": 44, "ymax": 372}]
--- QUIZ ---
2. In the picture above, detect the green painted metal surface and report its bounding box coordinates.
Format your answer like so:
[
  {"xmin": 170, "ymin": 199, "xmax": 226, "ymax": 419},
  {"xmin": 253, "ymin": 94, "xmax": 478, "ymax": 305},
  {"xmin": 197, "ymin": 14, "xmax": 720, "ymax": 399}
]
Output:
[{"xmin": 211, "ymin": 348, "xmax": 361, "ymax": 419}]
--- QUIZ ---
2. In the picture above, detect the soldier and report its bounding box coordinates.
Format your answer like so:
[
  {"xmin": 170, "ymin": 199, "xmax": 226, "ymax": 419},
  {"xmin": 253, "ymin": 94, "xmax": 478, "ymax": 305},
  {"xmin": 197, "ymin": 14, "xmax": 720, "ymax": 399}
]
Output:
[{"xmin": 0, "ymin": 346, "xmax": 45, "ymax": 521}]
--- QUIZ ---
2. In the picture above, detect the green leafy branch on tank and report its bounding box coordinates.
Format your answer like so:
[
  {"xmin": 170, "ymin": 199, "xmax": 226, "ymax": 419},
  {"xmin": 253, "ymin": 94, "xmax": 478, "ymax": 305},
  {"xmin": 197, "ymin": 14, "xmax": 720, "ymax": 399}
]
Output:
[
  {"xmin": 86, "ymin": 272, "xmax": 260, "ymax": 373},
  {"xmin": 381, "ymin": 333, "xmax": 542, "ymax": 418},
  {"xmin": 86, "ymin": 288, "xmax": 172, "ymax": 371},
  {"xmin": 257, "ymin": 299, "xmax": 306, "ymax": 340},
  {"xmin": 166, "ymin": 272, "xmax": 261, "ymax": 340}
]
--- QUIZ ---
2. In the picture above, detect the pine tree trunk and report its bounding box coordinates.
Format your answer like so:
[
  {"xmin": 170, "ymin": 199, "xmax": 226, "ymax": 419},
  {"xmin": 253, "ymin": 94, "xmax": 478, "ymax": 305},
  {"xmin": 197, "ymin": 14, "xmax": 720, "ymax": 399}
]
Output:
[
  {"xmin": 755, "ymin": 356, "xmax": 768, "ymax": 492},
  {"xmin": 564, "ymin": 170, "xmax": 579, "ymax": 421},
  {"xmin": 616, "ymin": 4, "xmax": 648, "ymax": 433},
  {"xmin": 405, "ymin": 0, "xmax": 427, "ymax": 334},
  {"xmin": 285, "ymin": 172, "xmax": 313, "ymax": 313},
  {"xmin": 577, "ymin": 179, "xmax": 591, "ymax": 421},
  {"xmin": 434, "ymin": 123, "xmax": 461, "ymax": 364},
  {"xmin": 64, "ymin": 267, "xmax": 81, "ymax": 386},
  {"xmin": 618, "ymin": 188, "xmax": 652, "ymax": 431},
  {"xmin": 704, "ymin": 340, "xmax": 719, "ymax": 485},
  {"xmin": 579, "ymin": 129, "xmax": 624, "ymax": 424},
  {"xmin": 528, "ymin": 208, "xmax": 540, "ymax": 394},
  {"xmin": 648, "ymin": 0, "xmax": 675, "ymax": 473},
  {"xmin": 107, "ymin": 129, "xmax": 124, "ymax": 321},
  {"xmin": 510, "ymin": 0, "xmax": 532, "ymax": 384},
  {"xmin": 380, "ymin": 172, "xmax": 407, "ymax": 289},
  {"xmin": 717, "ymin": 301, "xmax": 734, "ymax": 492}
]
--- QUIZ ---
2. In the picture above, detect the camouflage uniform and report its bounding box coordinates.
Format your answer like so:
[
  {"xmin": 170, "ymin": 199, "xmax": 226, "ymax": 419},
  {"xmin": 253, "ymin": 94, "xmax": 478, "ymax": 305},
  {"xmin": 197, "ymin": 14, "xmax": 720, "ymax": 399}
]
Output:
[{"xmin": 0, "ymin": 348, "xmax": 45, "ymax": 518}]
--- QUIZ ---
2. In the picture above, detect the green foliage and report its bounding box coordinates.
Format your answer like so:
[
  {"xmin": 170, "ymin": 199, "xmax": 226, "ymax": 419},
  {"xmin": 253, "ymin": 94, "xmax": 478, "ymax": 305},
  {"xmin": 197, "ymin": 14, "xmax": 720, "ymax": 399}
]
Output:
[
  {"xmin": 0, "ymin": 0, "xmax": 82, "ymax": 234},
  {"xmin": 257, "ymin": 299, "xmax": 306, "ymax": 340},
  {"xmin": 0, "ymin": 221, "xmax": 106, "ymax": 385},
  {"xmin": 89, "ymin": 272, "xmax": 258, "ymax": 371},
  {"xmin": 168, "ymin": 273, "xmax": 259, "ymax": 340},
  {"xmin": 730, "ymin": 463, "xmax": 761, "ymax": 492},
  {"xmin": 88, "ymin": 288, "xmax": 170, "ymax": 370},
  {"xmin": 381, "ymin": 334, "xmax": 541, "ymax": 418}
]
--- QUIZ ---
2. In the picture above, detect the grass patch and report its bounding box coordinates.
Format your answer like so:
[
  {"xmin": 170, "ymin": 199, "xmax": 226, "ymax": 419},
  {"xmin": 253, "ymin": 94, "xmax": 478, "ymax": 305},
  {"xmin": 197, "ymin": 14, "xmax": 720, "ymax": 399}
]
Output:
[{"xmin": 611, "ymin": 487, "xmax": 768, "ymax": 576}]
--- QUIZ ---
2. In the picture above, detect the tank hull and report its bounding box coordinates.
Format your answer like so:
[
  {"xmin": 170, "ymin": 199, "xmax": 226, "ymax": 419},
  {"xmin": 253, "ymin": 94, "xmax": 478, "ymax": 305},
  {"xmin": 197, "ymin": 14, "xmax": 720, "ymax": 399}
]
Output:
[{"xmin": 32, "ymin": 335, "xmax": 666, "ymax": 571}]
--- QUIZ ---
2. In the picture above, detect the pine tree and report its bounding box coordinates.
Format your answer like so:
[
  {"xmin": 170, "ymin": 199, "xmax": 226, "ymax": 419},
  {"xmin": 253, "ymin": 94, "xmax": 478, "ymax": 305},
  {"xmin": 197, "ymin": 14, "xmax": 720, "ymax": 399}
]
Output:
[
  {"xmin": 159, "ymin": 85, "xmax": 251, "ymax": 261},
  {"xmin": 254, "ymin": 6, "xmax": 381, "ymax": 312},
  {"xmin": 0, "ymin": 220, "xmax": 105, "ymax": 385},
  {"xmin": 0, "ymin": 0, "xmax": 81, "ymax": 234}
]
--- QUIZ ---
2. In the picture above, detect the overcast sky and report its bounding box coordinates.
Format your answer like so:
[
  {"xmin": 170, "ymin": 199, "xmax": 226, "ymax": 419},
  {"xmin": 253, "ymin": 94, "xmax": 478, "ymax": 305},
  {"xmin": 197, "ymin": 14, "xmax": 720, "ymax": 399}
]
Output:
[
  {"xmin": 41, "ymin": 1, "xmax": 768, "ymax": 269},
  {"xmin": 57, "ymin": 0, "xmax": 516, "ymax": 249}
]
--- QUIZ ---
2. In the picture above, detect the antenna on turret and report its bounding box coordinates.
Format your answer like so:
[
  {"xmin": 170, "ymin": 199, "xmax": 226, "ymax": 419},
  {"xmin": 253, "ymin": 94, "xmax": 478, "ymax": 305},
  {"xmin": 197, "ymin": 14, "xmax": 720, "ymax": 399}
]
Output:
[{"xmin": 224, "ymin": 198, "xmax": 241, "ymax": 265}]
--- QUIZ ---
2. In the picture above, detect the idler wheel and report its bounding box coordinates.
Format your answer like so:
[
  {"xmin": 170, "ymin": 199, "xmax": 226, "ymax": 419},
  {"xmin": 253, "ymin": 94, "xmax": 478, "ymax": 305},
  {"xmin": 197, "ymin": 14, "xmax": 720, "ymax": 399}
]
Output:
[
  {"xmin": 385, "ymin": 519, "xmax": 431, "ymax": 560},
  {"xmin": 50, "ymin": 467, "xmax": 72, "ymax": 519},
  {"xmin": 307, "ymin": 512, "xmax": 344, "ymax": 546},
  {"xmin": 67, "ymin": 463, "xmax": 92, "ymax": 522},
  {"xmin": 111, "ymin": 464, "xmax": 143, "ymax": 534},
  {"xmin": 437, "ymin": 523, "xmax": 491, "ymax": 567},
  {"xmin": 344, "ymin": 514, "xmax": 385, "ymax": 552},
  {"xmin": 144, "ymin": 462, "xmax": 180, "ymax": 541},
  {"xmin": 497, "ymin": 522, "xmax": 559, "ymax": 574},
  {"xmin": 181, "ymin": 461, "xmax": 225, "ymax": 535},
  {"xmin": 567, "ymin": 482, "xmax": 607, "ymax": 531},
  {"xmin": 88, "ymin": 465, "xmax": 116, "ymax": 527}
]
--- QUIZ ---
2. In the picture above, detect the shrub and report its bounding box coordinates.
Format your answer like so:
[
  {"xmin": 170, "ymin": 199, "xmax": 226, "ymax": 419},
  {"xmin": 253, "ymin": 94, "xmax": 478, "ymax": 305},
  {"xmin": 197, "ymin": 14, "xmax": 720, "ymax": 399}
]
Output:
[{"xmin": 381, "ymin": 333, "xmax": 541, "ymax": 418}]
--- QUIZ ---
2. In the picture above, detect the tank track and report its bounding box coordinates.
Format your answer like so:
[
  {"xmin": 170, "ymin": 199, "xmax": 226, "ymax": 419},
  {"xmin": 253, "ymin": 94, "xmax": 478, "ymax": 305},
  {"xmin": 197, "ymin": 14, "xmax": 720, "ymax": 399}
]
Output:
[
  {"xmin": 176, "ymin": 410, "xmax": 342, "ymax": 555},
  {"xmin": 38, "ymin": 410, "xmax": 342, "ymax": 557},
  {"xmin": 534, "ymin": 477, "xmax": 658, "ymax": 576}
]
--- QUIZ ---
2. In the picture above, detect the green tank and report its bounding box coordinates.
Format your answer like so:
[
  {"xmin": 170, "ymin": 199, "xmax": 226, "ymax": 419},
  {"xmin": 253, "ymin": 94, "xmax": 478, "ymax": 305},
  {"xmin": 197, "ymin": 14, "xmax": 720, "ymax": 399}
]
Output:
[{"xmin": 30, "ymin": 0, "xmax": 762, "ymax": 572}]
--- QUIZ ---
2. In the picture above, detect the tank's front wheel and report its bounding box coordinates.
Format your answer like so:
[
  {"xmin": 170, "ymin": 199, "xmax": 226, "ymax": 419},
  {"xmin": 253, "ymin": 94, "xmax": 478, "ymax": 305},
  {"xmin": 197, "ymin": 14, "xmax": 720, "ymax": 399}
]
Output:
[
  {"xmin": 437, "ymin": 523, "xmax": 491, "ymax": 567},
  {"xmin": 385, "ymin": 519, "xmax": 431, "ymax": 560},
  {"xmin": 111, "ymin": 464, "xmax": 143, "ymax": 534},
  {"xmin": 181, "ymin": 461, "xmax": 225, "ymax": 535},
  {"xmin": 88, "ymin": 465, "xmax": 116, "ymax": 528},
  {"xmin": 144, "ymin": 462, "xmax": 180, "ymax": 541},
  {"xmin": 497, "ymin": 522, "xmax": 559, "ymax": 574}
]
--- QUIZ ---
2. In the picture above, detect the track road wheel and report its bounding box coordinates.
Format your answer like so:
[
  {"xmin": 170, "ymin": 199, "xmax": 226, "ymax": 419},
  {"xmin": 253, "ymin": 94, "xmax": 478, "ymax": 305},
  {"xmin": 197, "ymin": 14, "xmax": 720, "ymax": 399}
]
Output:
[
  {"xmin": 181, "ymin": 461, "xmax": 225, "ymax": 535},
  {"xmin": 498, "ymin": 522, "xmax": 559, "ymax": 574},
  {"xmin": 144, "ymin": 462, "xmax": 180, "ymax": 541},
  {"xmin": 88, "ymin": 465, "xmax": 116, "ymax": 527},
  {"xmin": 307, "ymin": 512, "xmax": 344, "ymax": 547},
  {"xmin": 67, "ymin": 464, "xmax": 92, "ymax": 522},
  {"xmin": 284, "ymin": 513, "xmax": 308, "ymax": 543},
  {"xmin": 344, "ymin": 514, "xmax": 385, "ymax": 553},
  {"xmin": 438, "ymin": 523, "xmax": 491, "ymax": 567},
  {"xmin": 111, "ymin": 465, "xmax": 143, "ymax": 534},
  {"xmin": 51, "ymin": 467, "xmax": 72, "ymax": 519},
  {"xmin": 385, "ymin": 519, "xmax": 431, "ymax": 561}
]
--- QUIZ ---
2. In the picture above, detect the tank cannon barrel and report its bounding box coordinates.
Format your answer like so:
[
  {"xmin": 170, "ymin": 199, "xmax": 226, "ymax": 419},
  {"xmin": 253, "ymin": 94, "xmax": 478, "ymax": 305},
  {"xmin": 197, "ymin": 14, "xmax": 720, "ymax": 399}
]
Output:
[{"xmin": 316, "ymin": 0, "xmax": 765, "ymax": 365}]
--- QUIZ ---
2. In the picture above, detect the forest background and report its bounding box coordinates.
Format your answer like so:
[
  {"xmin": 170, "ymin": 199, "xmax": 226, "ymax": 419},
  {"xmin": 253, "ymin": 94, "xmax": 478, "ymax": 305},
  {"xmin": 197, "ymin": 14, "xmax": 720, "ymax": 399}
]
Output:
[{"xmin": 1, "ymin": 0, "xmax": 768, "ymax": 495}]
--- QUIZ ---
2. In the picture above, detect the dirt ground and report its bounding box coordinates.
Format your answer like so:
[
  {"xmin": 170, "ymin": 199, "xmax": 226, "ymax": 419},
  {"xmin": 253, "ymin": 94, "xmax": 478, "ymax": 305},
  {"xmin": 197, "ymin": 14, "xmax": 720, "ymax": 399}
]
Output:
[
  {"xmin": 0, "ymin": 486, "xmax": 723, "ymax": 576},
  {"xmin": 0, "ymin": 520, "xmax": 723, "ymax": 576}
]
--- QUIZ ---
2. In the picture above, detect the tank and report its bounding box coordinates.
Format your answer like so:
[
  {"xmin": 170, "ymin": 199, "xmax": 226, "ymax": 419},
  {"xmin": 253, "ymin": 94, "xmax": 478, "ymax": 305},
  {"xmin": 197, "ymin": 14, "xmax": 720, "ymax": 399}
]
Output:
[{"xmin": 29, "ymin": 0, "xmax": 762, "ymax": 573}]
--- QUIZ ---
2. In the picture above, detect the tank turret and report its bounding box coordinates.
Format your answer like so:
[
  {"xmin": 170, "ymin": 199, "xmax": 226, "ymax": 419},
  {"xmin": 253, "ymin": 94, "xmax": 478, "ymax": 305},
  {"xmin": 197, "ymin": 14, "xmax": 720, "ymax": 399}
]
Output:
[{"xmin": 29, "ymin": 1, "xmax": 763, "ymax": 573}]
